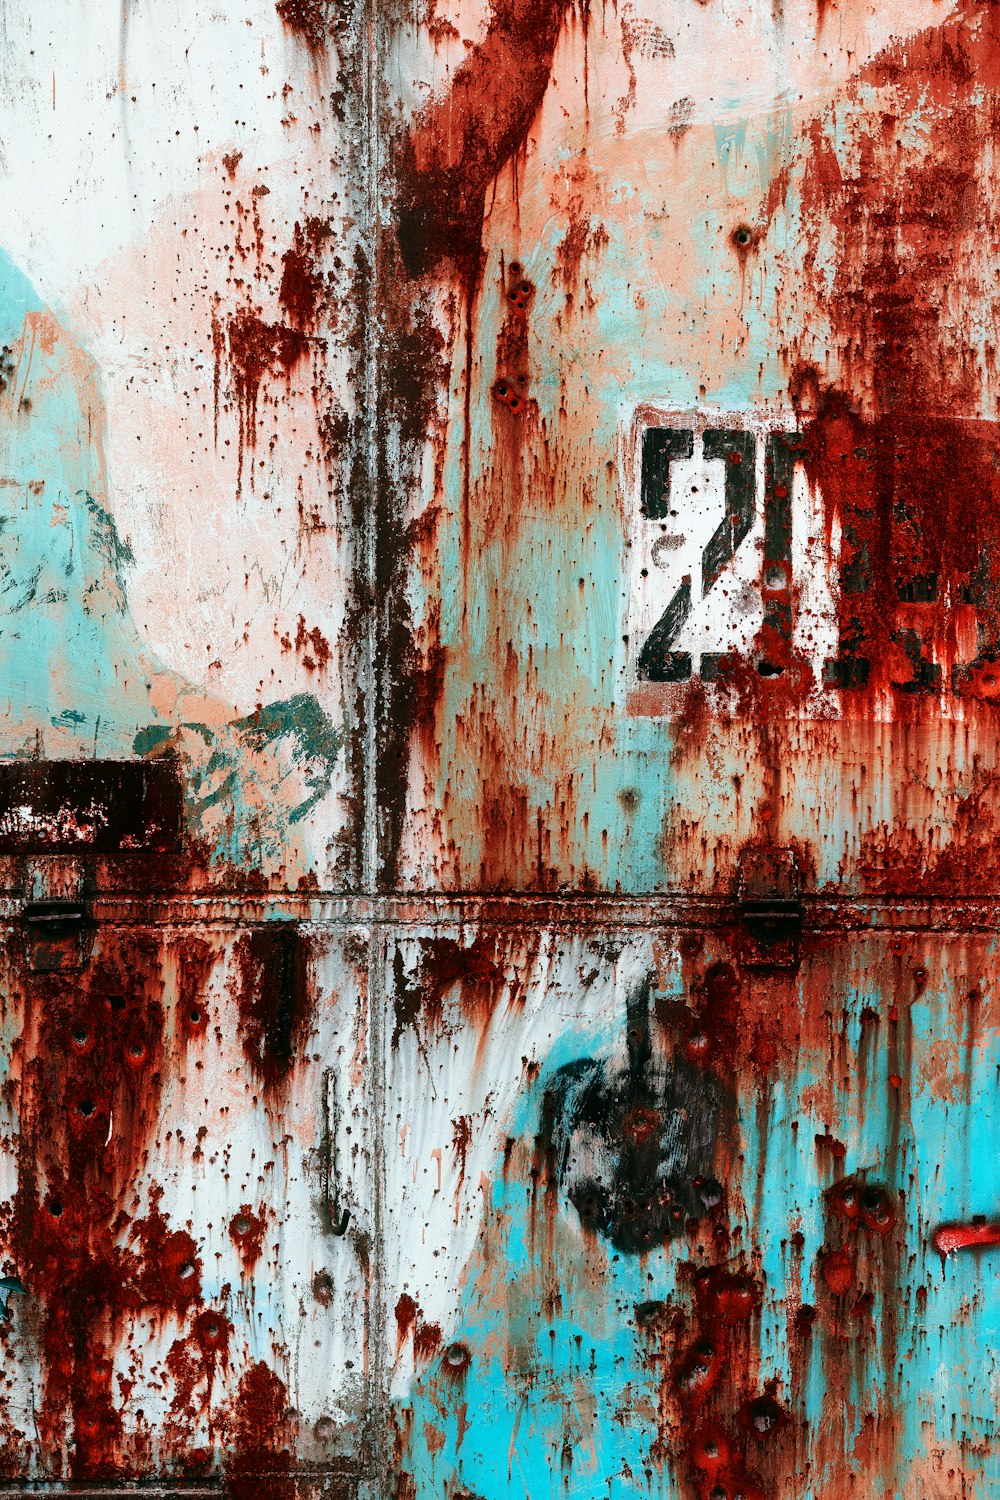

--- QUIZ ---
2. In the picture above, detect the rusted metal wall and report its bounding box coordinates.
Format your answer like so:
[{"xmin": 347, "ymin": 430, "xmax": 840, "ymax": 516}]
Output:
[{"xmin": 0, "ymin": 0, "xmax": 995, "ymax": 1496}]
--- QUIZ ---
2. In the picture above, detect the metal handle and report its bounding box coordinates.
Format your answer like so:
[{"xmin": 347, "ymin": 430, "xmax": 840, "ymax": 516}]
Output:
[{"xmin": 23, "ymin": 899, "xmax": 86, "ymax": 926}]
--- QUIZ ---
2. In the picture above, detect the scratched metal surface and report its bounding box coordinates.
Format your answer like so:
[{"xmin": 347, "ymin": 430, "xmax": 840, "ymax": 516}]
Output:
[{"xmin": 0, "ymin": 0, "xmax": 993, "ymax": 1497}]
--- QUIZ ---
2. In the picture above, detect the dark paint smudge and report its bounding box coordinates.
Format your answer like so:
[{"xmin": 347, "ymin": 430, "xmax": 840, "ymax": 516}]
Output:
[
  {"xmin": 234, "ymin": 925, "xmax": 313, "ymax": 1091},
  {"xmin": 549, "ymin": 977, "xmax": 728, "ymax": 1254},
  {"xmin": 391, "ymin": 934, "xmax": 505, "ymax": 1045}
]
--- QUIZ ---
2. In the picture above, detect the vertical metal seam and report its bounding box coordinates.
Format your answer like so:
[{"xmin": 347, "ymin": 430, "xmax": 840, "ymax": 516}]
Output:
[
  {"xmin": 359, "ymin": 0, "xmax": 390, "ymax": 1481},
  {"xmin": 366, "ymin": 924, "xmax": 390, "ymax": 1497},
  {"xmin": 360, "ymin": 0, "xmax": 380, "ymax": 900}
]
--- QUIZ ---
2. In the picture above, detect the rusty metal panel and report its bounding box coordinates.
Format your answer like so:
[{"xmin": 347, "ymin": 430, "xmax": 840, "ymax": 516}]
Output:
[
  {"xmin": 376, "ymin": 1, "xmax": 1000, "ymax": 1496},
  {"xmin": 384, "ymin": 0, "xmax": 1000, "ymax": 898},
  {"xmin": 0, "ymin": 0, "xmax": 997, "ymax": 1496},
  {"xmin": 0, "ymin": 917, "xmax": 374, "ymax": 1490},
  {"xmin": 387, "ymin": 920, "xmax": 1000, "ymax": 1499},
  {"xmin": 0, "ymin": 1, "xmax": 366, "ymax": 891},
  {"xmin": 0, "ymin": 1, "xmax": 376, "ymax": 1489}
]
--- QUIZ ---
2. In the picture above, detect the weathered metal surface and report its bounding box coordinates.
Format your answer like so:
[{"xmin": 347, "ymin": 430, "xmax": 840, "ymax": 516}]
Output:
[
  {"xmin": 387, "ymin": 0, "xmax": 1000, "ymax": 899},
  {"xmin": 0, "ymin": 0, "xmax": 996, "ymax": 1496},
  {"xmin": 387, "ymin": 923, "xmax": 1000, "ymax": 1499},
  {"xmin": 379, "ymin": 0, "xmax": 1000, "ymax": 1494}
]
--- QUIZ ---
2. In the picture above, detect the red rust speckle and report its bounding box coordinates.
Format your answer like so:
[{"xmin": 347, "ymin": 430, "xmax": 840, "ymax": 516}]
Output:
[
  {"xmin": 674, "ymin": 1334, "xmax": 725, "ymax": 1404},
  {"xmin": 279, "ymin": 219, "xmax": 330, "ymax": 332},
  {"xmin": 820, "ymin": 1248, "xmax": 855, "ymax": 1297},
  {"xmin": 814, "ymin": 1131, "xmax": 847, "ymax": 1160},
  {"xmin": 192, "ymin": 1307, "xmax": 232, "ymax": 1359},
  {"xmin": 395, "ymin": 1292, "xmax": 418, "ymax": 1350},
  {"xmin": 222, "ymin": 310, "xmax": 311, "ymax": 494},
  {"xmin": 14, "ymin": 938, "xmax": 212, "ymax": 1477},
  {"xmin": 391, "ymin": 933, "xmax": 505, "ymax": 1045},
  {"xmin": 694, "ymin": 1265, "xmax": 761, "ymax": 1324},
  {"xmin": 395, "ymin": 1293, "xmax": 443, "ymax": 1365},
  {"xmin": 758, "ymin": 1, "xmax": 1000, "ymax": 746},
  {"xmin": 292, "ymin": 615, "xmax": 333, "ymax": 672},
  {"xmin": 229, "ymin": 1204, "xmax": 268, "ymax": 1275},
  {"xmin": 275, "ymin": 0, "xmax": 329, "ymax": 53},
  {"xmin": 395, "ymin": 0, "xmax": 573, "ymax": 275},
  {"xmin": 223, "ymin": 1359, "xmax": 295, "ymax": 1500},
  {"xmin": 413, "ymin": 1320, "xmax": 443, "ymax": 1364}
]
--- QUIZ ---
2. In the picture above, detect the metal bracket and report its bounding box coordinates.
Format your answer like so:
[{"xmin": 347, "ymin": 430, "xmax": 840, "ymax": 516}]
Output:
[{"xmin": 737, "ymin": 847, "xmax": 803, "ymax": 970}]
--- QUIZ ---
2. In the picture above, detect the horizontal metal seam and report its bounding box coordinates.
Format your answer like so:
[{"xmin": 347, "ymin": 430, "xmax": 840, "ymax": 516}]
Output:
[{"xmin": 0, "ymin": 894, "xmax": 994, "ymax": 932}]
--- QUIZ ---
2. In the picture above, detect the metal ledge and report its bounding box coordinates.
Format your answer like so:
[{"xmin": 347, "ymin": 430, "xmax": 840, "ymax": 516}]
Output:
[{"xmin": 0, "ymin": 890, "xmax": 995, "ymax": 932}]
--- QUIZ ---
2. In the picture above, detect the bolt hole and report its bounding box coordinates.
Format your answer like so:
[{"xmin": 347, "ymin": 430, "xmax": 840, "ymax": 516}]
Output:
[
  {"xmin": 189, "ymin": 1009, "xmax": 202, "ymax": 1025},
  {"xmin": 76, "ymin": 1100, "xmax": 95, "ymax": 1117},
  {"xmin": 233, "ymin": 1215, "xmax": 250, "ymax": 1236},
  {"xmin": 48, "ymin": 1199, "xmax": 63, "ymax": 1218},
  {"xmin": 107, "ymin": 995, "xmax": 126, "ymax": 1012},
  {"xmin": 71, "ymin": 1029, "xmax": 88, "ymax": 1047},
  {"xmin": 179, "ymin": 1261, "xmax": 195, "ymax": 1279}
]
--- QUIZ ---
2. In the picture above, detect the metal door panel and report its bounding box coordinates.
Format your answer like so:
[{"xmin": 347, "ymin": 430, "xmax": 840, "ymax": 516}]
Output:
[
  {"xmin": 0, "ymin": 5, "xmax": 374, "ymax": 1476},
  {"xmin": 0, "ymin": 1, "xmax": 367, "ymax": 893},
  {"xmin": 0, "ymin": 920, "xmax": 372, "ymax": 1492},
  {"xmin": 384, "ymin": 0, "xmax": 1000, "ymax": 897},
  {"xmin": 386, "ymin": 919, "xmax": 1000, "ymax": 1499}
]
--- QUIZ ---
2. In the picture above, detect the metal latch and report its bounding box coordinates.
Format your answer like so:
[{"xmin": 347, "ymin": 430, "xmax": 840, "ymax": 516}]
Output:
[
  {"xmin": 737, "ymin": 847, "xmax": 803, "ymax": 970},
  {"xmin": 22, "ymin": 857, "xmax": 91, "ymax": 972}
]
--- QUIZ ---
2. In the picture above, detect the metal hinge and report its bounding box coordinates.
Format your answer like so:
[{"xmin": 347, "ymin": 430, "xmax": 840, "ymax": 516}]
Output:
[{"xmin": 737, "ymin": 847, "xmax": 803, "ymax": 970}]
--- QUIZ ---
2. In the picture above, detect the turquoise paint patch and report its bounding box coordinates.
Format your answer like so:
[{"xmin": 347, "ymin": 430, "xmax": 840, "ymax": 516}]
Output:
[
  {"xmin": 180, "ymin": 693, "xmax": 342, "ymax": 867},
  {"xmin": 0, "ymin": 251, "xmax": 346, "ymax": 878},
  {"xmin": 396, "ymin": 940, "xmax": 1000, "ymax": 1496},
  {"xmin": 133, "ymin": 724, "xmax": 174, "ymax": 756}
]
